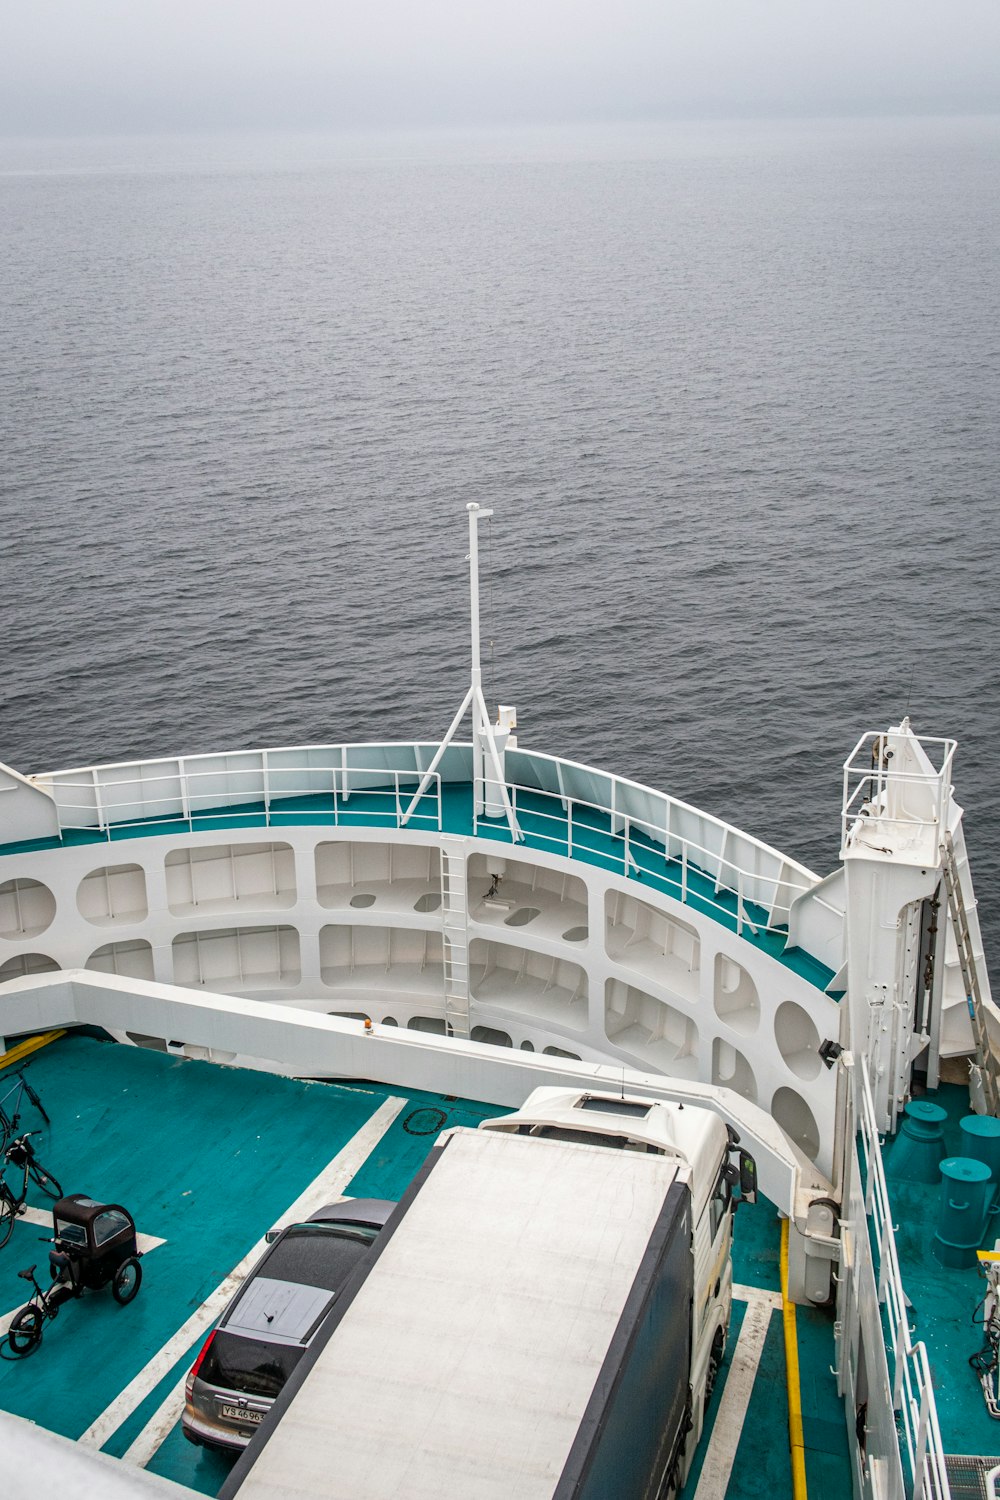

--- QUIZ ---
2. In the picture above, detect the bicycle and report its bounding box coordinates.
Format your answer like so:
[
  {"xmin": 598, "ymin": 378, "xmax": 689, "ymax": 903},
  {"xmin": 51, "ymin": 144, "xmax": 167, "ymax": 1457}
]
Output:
[
  {"xmin": 1, "ymin": 1198, "xmax": 144, "ymax": 1359},
  {"xmin": 0, "ymin": 1070, "xmax": 50, "ymax": 1155},
  {"xmin": 0, "ymin": 1132, "xmax": 63, "ymax": 1249},
  {"xmin": 2, "ymin": 1261, "xmax": 61, "ymax": 1357}
]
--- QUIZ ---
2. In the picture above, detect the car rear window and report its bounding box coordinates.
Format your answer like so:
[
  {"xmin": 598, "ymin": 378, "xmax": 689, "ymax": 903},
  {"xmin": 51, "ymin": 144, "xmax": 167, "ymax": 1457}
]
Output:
[
  {"xmin": 261, "ymin": 1226, "xmax": 374, "ymax": 1293},
  {"xmin": 200, "ymin": 1332, "xmax": 304, "ymax": 1399}
]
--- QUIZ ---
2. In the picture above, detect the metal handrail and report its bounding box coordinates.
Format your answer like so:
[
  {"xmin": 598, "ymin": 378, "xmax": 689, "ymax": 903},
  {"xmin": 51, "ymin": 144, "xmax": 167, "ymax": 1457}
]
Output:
[
  {"xmin": 843, "ymin": 730, "xmax": 957, "ymax": 776},
  {"xmin": 39, "ymin": 741, "xmax": 822, "ymax": 870},
  {"xmin": 857, "ymin": 1066, "xmax": 950, "ymax": 1500},
  {"xmin": 34, "ymin": 747, "xmax": 841, "ymax": 949},
  {"xmin": 473, "ymin": 774, "xmax": 816, "ymax": 937},
  {"xmin": 841, "ymin": 730, "xmax": 957, "ymax": 852},
  {"xmin": 47, "ymin": 765, "xmax": 444, "ymax": 840}
]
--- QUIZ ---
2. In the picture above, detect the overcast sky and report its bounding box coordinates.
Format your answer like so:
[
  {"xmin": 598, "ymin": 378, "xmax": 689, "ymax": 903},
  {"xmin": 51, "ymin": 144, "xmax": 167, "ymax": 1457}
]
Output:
[{"xmin": 2, "ymin": 1, "xmax": 999, "ymax": 137}]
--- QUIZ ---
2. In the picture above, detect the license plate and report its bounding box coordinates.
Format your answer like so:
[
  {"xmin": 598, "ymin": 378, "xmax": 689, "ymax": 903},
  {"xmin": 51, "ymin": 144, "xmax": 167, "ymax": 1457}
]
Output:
[{"xmin": 219, "ymin": 1404, "xmax": 263, "ymax": 1425}]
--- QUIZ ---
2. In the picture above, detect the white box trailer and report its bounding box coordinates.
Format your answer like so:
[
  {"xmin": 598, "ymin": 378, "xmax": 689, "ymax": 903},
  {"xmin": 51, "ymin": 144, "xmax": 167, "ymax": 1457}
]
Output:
[{"xmin": 224, "ymin": 1090, "xmax": 755, "ymax": 1500}]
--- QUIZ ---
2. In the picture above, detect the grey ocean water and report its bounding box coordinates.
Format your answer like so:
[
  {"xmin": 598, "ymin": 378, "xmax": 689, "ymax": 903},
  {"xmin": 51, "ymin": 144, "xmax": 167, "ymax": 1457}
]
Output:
[{"xmin": 2, "ymin": 118, "xmax": 999, "ymax": 961}]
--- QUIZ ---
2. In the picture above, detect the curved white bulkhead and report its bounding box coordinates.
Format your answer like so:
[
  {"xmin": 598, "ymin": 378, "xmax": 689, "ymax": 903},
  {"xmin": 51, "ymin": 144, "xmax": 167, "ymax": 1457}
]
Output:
[{"xmin": 1, "ymin": 739, "xmax": 844, "ymax": 1177}]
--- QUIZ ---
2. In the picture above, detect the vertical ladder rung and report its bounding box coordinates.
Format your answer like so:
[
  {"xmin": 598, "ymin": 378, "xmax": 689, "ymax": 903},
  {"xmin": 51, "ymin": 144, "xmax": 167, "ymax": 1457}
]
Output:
[{"xmin": 441, "ymin": 845, "xmax": 471, "ymax": 1041}]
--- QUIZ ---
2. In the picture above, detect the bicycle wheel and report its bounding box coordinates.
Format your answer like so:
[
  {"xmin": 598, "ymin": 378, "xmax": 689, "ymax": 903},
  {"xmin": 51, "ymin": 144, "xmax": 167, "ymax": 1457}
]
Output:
[
  {"xmin": 112, "ymin": 1257, "xmax": 142, "ymax": 1305},
  {"xmin": 27, "ymin": 1160, "xmax": 62, "ymax": 1200},
  {"xmin": 0, "ymin": 1190, "xmax": 15, "ymax": 1250},
  {"xmin": 23, "ymin": 1079, "xmax": 50, "ymax": 1126},
  {"xmin": 7, "ymin": 1305, "xmax": 43, "ymax": 1355}
]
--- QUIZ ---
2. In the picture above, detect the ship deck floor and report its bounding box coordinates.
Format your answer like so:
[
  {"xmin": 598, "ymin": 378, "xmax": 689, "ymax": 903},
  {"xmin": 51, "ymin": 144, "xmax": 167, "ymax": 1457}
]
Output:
[
  {"xmin": 885, "ymin": 1080, "xmax": 1000, "ymax": 1464},
  {"xmin": 0, "ymin": 1034, "xmax": 848, "ymax": 1499}
]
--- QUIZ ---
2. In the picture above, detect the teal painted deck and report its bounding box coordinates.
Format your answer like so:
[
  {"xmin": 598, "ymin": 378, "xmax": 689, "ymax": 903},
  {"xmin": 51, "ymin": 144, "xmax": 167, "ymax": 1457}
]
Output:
[
  {"xmin": 0, "ymin": 1034, "xmax": 845, "ymax": 1498},
  {"xmin": 0, "ymin": 781, "xmax": 835, "ymax": 994},
  {"xmin": 0, "ymin": 1036, "xmax": 499, "ymax": 1493},
  {"xmin": 885, "ymin": 1082, "xmax": 1000, "ymax": 1464},
  {"xmin": 686, "ymin": 1196, "xmax": 850, "ymax": 1500}
]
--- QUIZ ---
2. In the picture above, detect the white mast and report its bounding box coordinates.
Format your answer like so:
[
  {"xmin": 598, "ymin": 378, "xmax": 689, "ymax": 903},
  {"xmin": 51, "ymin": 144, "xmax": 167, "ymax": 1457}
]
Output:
[
  {"xmin": 469, "ymin": 500, "xmax": 487, "ymax": 817},
  {"xmin": 400, "ymin": 504, "xmax": 522, "ymax": 841}
]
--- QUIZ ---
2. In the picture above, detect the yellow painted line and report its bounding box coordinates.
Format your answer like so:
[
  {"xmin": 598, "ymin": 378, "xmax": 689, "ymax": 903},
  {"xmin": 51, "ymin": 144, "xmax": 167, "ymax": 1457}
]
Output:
[
  {"xmin": 780, "ymin": 1216, "xmax": 809, "ymax": 1500},
  {"xmin": 0, "ymin": 1029, "xmax": 66, "ymax": 1072}
]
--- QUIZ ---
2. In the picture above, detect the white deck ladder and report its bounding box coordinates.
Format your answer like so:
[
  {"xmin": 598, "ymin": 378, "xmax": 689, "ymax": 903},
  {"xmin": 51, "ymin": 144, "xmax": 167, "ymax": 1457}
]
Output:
[
  {"xmin": 440, "ymin": 837, "xmax": 471, "ymax": 1040},
  {"xmin": 941, "ymin": 831, "xmax": 1000, "ymax": 1116}
]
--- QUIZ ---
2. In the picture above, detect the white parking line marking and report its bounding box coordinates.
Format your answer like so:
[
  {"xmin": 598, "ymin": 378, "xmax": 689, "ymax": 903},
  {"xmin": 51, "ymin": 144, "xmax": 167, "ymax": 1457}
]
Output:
[
  {"xmin": 693, "ymin": 1289, "xmax": 776, "ymax": 1500},
  {"xmin": 120, "ymin": 1375, "xmax": 188, "ymax": 1468},
  {"xmin": 732, "ymin": 1282, "xmax": 782, "ymax": 1309},
  {"xmin": 81, "ymin": 1096, "xmax": 407, "ymax": 1456}
]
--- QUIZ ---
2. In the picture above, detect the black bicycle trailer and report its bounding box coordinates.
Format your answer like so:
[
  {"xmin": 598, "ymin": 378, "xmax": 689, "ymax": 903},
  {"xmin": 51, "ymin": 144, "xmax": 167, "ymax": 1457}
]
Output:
[{"xmin": 48, "ymin": 1194, "xmax": 143, "ymax": 1297}]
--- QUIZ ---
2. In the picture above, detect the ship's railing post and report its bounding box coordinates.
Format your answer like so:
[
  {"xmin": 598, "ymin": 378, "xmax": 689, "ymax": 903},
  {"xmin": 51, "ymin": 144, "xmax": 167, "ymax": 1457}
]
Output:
[
  {"xmin": 50, "ymin": 783, "xmax": 64, "ymax": 843},
  {"xmin": 912, "ymin": 1381, "xmax": 931, "ymax": 1500},
  {"xmin": 92, "ymin": 769, "xmax": 109, "ymax": 840},
  {"xmin": 178, "ymin": 757, "xmax": 191, "ymax": 831},
  {"xmin": 891, "ymin": 1314, "xmax": 907, "ymax": 1409}
]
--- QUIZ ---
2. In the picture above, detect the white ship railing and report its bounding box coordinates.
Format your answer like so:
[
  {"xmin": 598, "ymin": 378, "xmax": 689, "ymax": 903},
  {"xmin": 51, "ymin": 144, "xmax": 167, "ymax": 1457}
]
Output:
[
  {"xmin": 842, "ymin": 730, "xmax": 956, "ymax": 850},
  {"xmin": 855, "ymin": 1063, "xmax": 950, "ymax": 1500},
  {"xmin": 475, "ymin": 769, "xmax": 830, "ymax": 941},
  {"xmin": 31, "ymin": 741, "xmax": 840, "ymax": 950}
]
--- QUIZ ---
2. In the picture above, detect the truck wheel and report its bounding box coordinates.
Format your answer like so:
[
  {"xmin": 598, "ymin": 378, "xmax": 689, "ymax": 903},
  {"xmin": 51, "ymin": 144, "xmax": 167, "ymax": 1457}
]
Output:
[
  {"xmin": 112, "ymin": 1257, "xmax": 142, "ymax": 1305},
  {"xmin": 705, "ymin": 1325, "xmax": 726, "ymax": 1404}
]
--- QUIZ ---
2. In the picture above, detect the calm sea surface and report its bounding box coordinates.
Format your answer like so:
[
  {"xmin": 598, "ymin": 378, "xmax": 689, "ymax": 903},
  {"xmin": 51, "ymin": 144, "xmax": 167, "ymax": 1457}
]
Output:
[{"xmin": 2, "ymin": 118, "xmax": 999, "ymax": 962}]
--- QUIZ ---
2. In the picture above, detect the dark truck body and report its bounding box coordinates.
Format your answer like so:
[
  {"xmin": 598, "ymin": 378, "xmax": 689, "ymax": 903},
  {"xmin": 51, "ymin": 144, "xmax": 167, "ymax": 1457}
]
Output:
[
  {"xmin": 225, "ymin": 1121, "xmax": 710, "ymax": 1500},
  {"xmin": 554, "ymin": 1172, "xmax": 693, "ymax": 1500}
]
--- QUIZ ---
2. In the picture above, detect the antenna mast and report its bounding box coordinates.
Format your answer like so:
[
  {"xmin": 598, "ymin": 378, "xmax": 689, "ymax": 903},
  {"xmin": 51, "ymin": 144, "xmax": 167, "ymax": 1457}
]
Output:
[{"xmin": 400, "ymin": 504, "xmax": 522, "ymax": 841}]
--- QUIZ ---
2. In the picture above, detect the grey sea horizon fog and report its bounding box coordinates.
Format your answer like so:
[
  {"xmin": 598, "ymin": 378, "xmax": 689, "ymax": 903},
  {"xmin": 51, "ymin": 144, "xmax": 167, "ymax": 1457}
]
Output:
[{"xmin": 1, "ymin": 0, "xmax": 999, "ymax": 134}]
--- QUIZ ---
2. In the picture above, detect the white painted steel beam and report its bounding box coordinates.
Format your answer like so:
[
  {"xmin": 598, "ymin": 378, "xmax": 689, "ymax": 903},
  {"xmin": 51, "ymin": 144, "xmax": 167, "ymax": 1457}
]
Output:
[{"xmin": 0, "ymin": 970, "xmax": 831, "ymax": 1233}]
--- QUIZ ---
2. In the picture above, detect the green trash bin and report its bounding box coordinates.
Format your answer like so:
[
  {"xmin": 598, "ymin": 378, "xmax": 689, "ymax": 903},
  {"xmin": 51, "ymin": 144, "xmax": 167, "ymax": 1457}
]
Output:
[{"xmin": 934, "ymin": 1156, "xmax": 992, "ymax": 1268}]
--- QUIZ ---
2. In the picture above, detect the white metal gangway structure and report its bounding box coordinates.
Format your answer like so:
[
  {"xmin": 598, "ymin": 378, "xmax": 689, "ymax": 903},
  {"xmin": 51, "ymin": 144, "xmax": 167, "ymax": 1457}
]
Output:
[
  {"xmin": 832, "ymin": 720, "xmax": 1000, "ymax": 1500},
  {"xmin": 840, "ymin": 720, "xmax": 999, "ymax": 1134}
]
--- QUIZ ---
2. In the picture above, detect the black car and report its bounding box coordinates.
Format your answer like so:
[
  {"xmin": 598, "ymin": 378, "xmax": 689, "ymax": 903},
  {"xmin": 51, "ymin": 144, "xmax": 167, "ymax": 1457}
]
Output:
[{"xmin": 182, "ymin": 1198, "xmax": 395, "ymax": 1451}]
